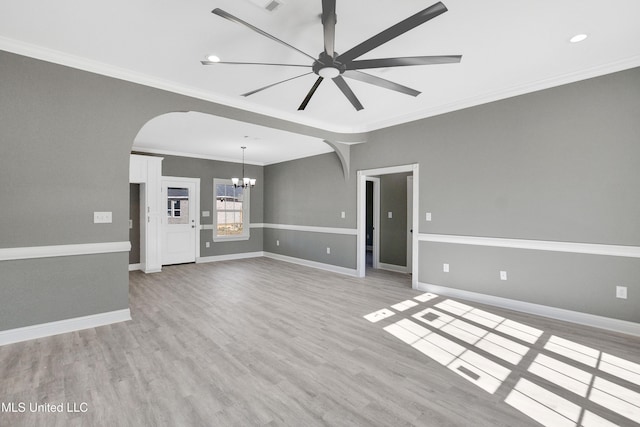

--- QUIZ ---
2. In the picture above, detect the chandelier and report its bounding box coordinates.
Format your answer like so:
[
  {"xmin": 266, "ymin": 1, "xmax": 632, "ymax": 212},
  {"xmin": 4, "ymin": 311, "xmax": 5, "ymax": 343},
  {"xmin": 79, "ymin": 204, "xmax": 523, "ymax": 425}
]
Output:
[{"xmin": 232, "ymin": 146, "xmax": 256, "ymax": 189}]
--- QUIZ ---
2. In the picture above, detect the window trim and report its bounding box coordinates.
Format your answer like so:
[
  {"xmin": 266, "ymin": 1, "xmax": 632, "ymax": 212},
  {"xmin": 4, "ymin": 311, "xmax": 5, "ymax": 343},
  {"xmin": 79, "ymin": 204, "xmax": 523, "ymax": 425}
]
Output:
[{"xmin": 213, "ymin": 178, "xmax": 250, "ymax": 242}]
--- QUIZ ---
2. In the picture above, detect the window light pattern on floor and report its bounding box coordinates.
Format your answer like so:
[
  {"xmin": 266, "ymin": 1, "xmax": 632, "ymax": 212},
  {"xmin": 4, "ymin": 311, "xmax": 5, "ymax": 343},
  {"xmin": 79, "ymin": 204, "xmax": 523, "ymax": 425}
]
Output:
[{"xmin": 364, "ymin": 293, "xmax": 640, "ymax": 427}]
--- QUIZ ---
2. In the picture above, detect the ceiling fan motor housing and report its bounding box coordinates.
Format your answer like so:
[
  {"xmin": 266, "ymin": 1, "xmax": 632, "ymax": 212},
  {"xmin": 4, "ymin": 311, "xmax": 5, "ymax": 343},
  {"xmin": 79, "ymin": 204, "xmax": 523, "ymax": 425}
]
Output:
[{"xmin": 312, "ymin": 52, "xmax": 346, "ymax": 77}]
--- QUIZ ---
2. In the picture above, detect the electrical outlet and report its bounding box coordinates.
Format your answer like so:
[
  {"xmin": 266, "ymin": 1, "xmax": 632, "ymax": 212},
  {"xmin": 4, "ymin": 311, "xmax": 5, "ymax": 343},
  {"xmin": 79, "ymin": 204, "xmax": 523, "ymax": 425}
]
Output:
[
  {"xmin": 616, "ymin": 286, "xmax": 628, "ymax": 299},
  {"xmin": 202, "ymin": 211, "xmax": 210, "ymax": 217},
  {"xmin": 426, "ymin": 212, "xmax": 432, "ymax": 221},
  {"xmin": 276, "ymin": 240, "xmax": 280, "ymax": 246},
  {"xmin": 500, "ymin": 271, "xmax": 508, "ymax": 281},
  {"xmin": 443, "ymin": 263, "xmax": 449, "ymax": 273},
  {"xmin": 326, "ymin": 247, "xmax": 331, "ymax": 254},
  {"xmin": 388, "ymin": 212, "xmax": 393, "ymax": 219},
  {"xmin": 341, "ymin": 211, "xmax": 345, "ymax": 219},
  {"xmin": 129, "ymin": 219, "xmax": 133, "ymax": 229}
]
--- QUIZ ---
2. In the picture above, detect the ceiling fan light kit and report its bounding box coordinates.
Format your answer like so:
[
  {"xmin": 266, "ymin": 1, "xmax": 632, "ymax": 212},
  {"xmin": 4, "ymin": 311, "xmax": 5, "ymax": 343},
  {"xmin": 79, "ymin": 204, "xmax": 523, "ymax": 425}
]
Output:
[{"xmin": 204, "ymin": 1, "xmax": 462, "ymax": 111}]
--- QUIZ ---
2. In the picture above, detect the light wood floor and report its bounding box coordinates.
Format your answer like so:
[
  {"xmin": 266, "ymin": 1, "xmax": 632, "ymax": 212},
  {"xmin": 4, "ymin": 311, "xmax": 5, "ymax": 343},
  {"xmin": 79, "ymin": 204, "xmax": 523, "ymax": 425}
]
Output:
[{"xmin": 1, "ymin": 258, "xmax": 639, "ymax": 426}]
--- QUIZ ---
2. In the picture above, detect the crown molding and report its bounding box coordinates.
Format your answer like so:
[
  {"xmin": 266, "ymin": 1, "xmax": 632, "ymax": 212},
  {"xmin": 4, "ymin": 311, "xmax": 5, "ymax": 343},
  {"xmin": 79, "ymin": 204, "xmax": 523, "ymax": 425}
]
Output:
[
  {"xmin": 0, "ymin": 36, "xmax": 353, "ymax": 134},
  {"xmin": 365, "ymin": 55, "xmax": 640, "ymax": 132},
  {"xmin": 3, "ymin": 36, "xmax": 639, "ymax": 135}
]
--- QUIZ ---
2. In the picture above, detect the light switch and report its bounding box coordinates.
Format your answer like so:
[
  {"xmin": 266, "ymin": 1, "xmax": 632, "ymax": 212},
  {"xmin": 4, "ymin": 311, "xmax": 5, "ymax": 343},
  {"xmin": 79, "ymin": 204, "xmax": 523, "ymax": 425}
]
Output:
[
  {"xmin": 341, "ymin": 211, "xmax": 346, "ymax": 219},
  {"xmin": 326, "ymin": 247, "xmax": 331, "ymax": 254},
  {"xmin": 500, "ymin": 271, "xmax": 508, "ymax": 281},
  {"xmin": 616, "ymin": 286, "xmax": 628, "ymax": 299},
  {"xmin": 388, "ymin": 212, "xmax": 393, "ymax": 219},
  {"xmin": 94, "ymin": 212, "xmax": 112, "ymax": 224}
]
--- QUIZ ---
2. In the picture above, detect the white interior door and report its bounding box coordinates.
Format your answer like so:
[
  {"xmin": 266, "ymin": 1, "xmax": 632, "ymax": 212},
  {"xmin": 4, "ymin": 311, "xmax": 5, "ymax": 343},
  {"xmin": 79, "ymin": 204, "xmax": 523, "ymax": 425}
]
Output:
[
  {"xmin": 407, "ymin": 176, "xmax": 413, "ymax": 273},
  {"xmin": 162, "ymin": 179, "xmax": 197, "ymax": 265}
]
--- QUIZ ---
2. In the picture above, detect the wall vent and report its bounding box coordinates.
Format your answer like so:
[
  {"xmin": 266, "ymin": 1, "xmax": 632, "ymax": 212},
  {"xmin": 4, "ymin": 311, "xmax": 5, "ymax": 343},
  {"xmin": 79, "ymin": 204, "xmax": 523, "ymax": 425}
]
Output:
[{"xmin": 248, "ymin": 0, "xmax": 284, "ymax": 12}]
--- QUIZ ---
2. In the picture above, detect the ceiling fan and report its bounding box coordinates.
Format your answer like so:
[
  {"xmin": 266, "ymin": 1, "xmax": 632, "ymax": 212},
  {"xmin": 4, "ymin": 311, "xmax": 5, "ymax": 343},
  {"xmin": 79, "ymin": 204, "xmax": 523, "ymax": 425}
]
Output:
[{"xmin": 202, "ymin": 1, "xmax": 462, "ymax": 111}]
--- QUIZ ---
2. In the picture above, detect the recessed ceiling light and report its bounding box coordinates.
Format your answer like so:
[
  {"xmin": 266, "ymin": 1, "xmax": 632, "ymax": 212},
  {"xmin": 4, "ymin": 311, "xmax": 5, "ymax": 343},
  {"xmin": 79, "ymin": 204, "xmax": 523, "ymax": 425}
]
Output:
[
  {"xmin": 206, "ymin": 54, "xmax": 221, "ymax": 62},
  {"xmin": 570, "ymin": 34, "xmax": 588, "ymax": 43}
]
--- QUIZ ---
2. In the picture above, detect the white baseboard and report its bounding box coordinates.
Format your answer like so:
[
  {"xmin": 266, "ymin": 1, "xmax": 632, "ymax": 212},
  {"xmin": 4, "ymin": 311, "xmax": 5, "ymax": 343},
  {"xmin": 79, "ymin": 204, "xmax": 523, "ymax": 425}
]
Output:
[
  {"xmin": 378, "ymin": 262, "xmax": 408, "ymax": 274},
  {"xmin": 197, "ymin": 251, "xmax": 358, "ymax": 277},
  {"xmin": 0, "ymin": 309, "xmax": 132, "ymax": 346},
  {"xmin": 417, "ymin": 282, "xmax": 640, "ymax": 338},
  {"xmin": 128, "ymin": 263, "xmax": 141, "ymax": 271},
  {"xmin": 263, "ymin": 252, "xmax": 358, "ymax": 277},
  {"xmin": 197, "ymin": 251, "xmax": 265, "ymax": 264}
]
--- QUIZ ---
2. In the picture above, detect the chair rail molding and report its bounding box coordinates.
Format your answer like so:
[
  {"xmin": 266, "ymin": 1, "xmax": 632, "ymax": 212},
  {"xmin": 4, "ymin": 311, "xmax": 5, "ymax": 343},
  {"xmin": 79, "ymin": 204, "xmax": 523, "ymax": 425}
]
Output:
[{"xmin": 418, "ymin": 233, "xmax": 640, "ymax": 258}]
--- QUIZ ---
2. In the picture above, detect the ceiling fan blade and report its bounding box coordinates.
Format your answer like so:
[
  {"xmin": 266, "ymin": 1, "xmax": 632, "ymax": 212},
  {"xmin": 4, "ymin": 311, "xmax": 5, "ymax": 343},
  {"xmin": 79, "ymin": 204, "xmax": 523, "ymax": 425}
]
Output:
[
  {"xmin": 337, "ymin": 2, "xmax": 448, "ymax": 64},
  {"xmin": 347, "ymin": 55, "xmax": 462, "ymax": 70},
  {"xmin": 242, "ymin": 72, "xmax": 313, "ymax": 97},
  {"xmin": 212, "ymin": 8, "xmax": 316, "ymax": 61},
  {"xmin": 322, "ymin": 0, "xmax": 337, "ymax": 57},
  {"xmin": 201, "ymin": 60, "xmax": 310, "ymax": 67},
  {"xmin": 333, "ymin": 76, "xmax": 364, "ymax": 111},
  {"xmin": 298, "ymin": 77, "xmax": 324, "ymax": 110},
  {"xmin": 343, "ymin": 70, "xmax": 420, "ymax": 97}
]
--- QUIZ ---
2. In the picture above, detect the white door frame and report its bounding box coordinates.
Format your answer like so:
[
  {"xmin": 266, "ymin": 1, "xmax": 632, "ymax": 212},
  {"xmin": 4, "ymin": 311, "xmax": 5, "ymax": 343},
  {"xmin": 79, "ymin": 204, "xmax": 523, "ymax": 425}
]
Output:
[
  {"xmin": 407, "ymin": 175, "xmax": 413, "ymax": 274},
  {"xmin": 161, "ymin": 176, "xmax": 200, "ymax": 264},
  {"xmin": 357, "ymin": 164, "xmax": 419, "ymax": 288},
  {"xmin": 365, "ymin": 177, "xmax": 380, "ymax": 269},
  {"xmin": 130, "ymin": 154, "xmax": 163, "ymax": 273}
]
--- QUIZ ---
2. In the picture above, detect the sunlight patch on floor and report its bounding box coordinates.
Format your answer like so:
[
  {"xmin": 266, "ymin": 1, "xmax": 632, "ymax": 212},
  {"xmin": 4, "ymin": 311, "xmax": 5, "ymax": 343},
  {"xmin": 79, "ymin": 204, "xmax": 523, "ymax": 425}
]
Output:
[{"xmin": 364, "ymin": 292, "xmax": 640, "ymax": 427}]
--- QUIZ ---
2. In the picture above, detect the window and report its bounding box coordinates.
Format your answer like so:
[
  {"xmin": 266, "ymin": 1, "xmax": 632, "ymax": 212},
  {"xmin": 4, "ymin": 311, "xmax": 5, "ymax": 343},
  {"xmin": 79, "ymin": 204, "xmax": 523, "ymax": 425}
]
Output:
[
  {"xmin": 213, "ymin": 179, "xmax": 250, "ymax": 241},
  {"xmin": 167, "ymin": 200, "xmax": 181, "ymax": 217},
  {"xmin": 167, "ymin": 187, "xmax": 190, "ymax": 225}
]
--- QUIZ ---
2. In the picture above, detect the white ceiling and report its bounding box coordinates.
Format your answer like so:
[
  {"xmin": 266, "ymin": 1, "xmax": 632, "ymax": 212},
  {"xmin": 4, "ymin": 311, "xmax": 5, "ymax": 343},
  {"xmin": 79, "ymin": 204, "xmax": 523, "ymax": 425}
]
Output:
[
  {"xmin": 2, "ymin": 0, "xmax": 640, "ymax": 164},
  {"xmin": 133, "ymin": 111, "xmax": 333, "ymax": 166}
]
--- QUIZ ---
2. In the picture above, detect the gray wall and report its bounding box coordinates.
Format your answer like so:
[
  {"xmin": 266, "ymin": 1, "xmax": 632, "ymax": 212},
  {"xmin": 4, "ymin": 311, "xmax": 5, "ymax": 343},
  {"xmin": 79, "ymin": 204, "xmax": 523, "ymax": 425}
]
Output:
[
  {"xmin": 264, "ymin": 152, "xmax": 355, "ymax": 228},
  {"xmin": 379, "ymin": 173, "xmax": 410, "ymax": 267},
  {"xmin": 156, "ymin": 154, "xmax": 265, "ymax": 257},
  {"xmin": 262, "ymin": 67, "xmax": 640, "ymax": 323},
  {"xmin": 0, "ymin": 50, "xmax": 341, "ymax": 332},
  {"xmin": 351, "ymin": 67, "xmax": 640, "ymax": 323},
  {"xmin": 419, "ymin": 242, "xmax": 640, "ymax": 322},
  {"xmin": 263, "ymin": 152, "xmax": 357, "ymax": 269},
  {"xmin": 2, "ymin": 46, "xmax": 639, "ymax": 332},
  {"xmin": 0, "ymin": 253, "xmax": 129, "ymax": 330},
  {"xmin": 263, "ymin": 229, "xmax": 356, "ymax": 269},
  {"xmin": 353, "ymin": 69, "xmax": 640, "ymax": 245}
]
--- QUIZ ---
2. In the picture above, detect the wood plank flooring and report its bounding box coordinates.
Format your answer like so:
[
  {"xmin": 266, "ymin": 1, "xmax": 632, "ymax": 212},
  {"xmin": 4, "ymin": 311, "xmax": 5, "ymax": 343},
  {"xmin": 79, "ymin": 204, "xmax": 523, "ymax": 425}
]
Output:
[{"xmin": 1, "ymin": 258, "xmax": 639, "ymax": 426}]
